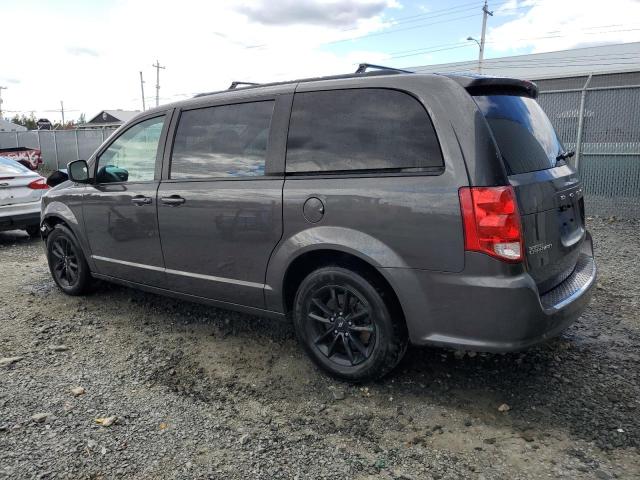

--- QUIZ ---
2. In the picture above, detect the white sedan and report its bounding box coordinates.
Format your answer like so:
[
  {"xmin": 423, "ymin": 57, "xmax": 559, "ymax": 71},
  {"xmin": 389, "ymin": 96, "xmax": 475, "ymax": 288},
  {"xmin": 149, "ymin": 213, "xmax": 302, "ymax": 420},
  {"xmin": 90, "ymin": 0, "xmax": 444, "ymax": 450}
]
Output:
[{"xmin": 0, "ymin": 156, "xmax": 49, "ymax": 237}]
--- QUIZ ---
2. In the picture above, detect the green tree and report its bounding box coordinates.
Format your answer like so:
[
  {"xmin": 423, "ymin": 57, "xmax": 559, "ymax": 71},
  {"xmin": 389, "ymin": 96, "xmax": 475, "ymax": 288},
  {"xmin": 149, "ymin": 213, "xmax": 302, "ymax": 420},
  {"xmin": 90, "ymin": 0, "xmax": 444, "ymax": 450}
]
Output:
[{"xmin": 10, "ymin": 113, "xmax": 38, "ymax": 130}]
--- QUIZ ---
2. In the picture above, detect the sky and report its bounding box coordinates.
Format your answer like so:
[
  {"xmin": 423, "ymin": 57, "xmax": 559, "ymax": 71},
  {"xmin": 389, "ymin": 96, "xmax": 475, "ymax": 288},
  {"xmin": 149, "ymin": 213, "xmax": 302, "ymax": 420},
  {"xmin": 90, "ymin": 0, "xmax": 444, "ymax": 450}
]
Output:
[{"xmin": 1, "ymin": 0, "xmax": 640, "ymax": 123}]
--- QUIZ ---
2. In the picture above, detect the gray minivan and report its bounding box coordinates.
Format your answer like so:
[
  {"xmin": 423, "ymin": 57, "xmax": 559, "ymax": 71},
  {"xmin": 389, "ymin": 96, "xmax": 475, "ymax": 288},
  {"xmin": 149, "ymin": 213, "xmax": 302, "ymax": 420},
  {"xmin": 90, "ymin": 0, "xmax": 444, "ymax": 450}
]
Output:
[{"xmin": 41, "ymin": 66, "xmax": 596, "ymax": 381}]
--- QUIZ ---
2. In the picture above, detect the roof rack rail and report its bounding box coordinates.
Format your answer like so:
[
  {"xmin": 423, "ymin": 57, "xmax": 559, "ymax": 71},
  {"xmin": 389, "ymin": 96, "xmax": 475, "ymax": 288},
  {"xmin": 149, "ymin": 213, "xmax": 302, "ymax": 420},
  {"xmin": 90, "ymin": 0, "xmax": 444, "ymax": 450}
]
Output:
[
  {"xmin": 229, "ymin": 81, "xmax": 260, "ymax": 90},
  {"xmin": 355, "ymin": 63, "xmax": 413, "ymax": 74}
]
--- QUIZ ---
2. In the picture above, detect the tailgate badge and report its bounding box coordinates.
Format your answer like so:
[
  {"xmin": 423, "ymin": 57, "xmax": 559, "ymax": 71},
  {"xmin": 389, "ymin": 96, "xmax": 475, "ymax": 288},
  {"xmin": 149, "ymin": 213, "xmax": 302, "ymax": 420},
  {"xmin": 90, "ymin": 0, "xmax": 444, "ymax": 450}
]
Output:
[{"xmin": 529, "ymin": 243, "xmax": 553, "ymax": 255}]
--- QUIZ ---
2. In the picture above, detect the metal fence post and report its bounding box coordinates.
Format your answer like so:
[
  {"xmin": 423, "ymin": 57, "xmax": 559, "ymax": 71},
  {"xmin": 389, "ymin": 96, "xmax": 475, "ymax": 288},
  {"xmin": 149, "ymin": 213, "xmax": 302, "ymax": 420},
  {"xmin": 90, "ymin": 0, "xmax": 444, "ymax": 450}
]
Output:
[
  {"xmin": 53, "ymin": 131, "xmax": 59, "ymax": 169},
  {"xmin": 574, "ymin": 73, "xmax": 593, "ymax": 172},
  {"xmin": 14, "ymin": 131, "xmax": 19, "ymax": 147},
  {"xmin": 75, "ymin": 129, "xmax": 80, "ymax": 160}
]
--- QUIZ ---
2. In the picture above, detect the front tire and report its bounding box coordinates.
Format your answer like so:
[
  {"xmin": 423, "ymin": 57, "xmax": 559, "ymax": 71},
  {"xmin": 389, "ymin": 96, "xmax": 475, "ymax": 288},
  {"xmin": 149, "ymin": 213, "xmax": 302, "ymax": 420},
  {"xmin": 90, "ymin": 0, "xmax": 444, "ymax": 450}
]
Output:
[
  {"xmin": 293, "ymin": 266, "xmax": 407, "ymax": 382},
  {"xmin": 46, "ymin": 224, "xmax": 91, "ymax": 296}
]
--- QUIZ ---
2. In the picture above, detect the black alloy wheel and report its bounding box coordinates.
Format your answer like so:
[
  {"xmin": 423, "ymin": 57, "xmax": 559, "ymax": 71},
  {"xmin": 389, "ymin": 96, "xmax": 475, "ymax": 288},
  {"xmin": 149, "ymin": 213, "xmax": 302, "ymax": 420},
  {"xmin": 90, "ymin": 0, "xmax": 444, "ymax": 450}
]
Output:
[
  {"xmin": 307, "ymin": 284, "xmax": 376, "ymax": 367},
  {"xmin": 46, "ymin": 224, "xmax": 91, "ymax": 296},
  {"xmin": 293, "ymin": 266, "xmax": 408, "ymax": 382},
  {"xmin": 50, "ymin": 236, "xmax": 79, "ymax": 288}
]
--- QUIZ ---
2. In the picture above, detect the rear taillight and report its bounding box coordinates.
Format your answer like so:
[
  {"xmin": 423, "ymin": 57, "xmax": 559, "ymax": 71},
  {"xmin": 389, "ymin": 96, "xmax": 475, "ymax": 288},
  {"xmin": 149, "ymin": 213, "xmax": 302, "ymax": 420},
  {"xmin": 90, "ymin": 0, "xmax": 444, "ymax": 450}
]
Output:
[
  {"xmin": 27, "ymin": 178, "xmax": 49, "ymax": 190},
  {"xmin": 459, "ymin": 186, "xmax": 523, "ymax": 263}
]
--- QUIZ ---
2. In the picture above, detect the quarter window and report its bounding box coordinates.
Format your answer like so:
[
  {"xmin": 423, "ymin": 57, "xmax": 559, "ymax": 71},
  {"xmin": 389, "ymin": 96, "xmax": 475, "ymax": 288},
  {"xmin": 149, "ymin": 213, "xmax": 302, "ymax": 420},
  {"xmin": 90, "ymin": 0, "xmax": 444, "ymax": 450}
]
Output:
[
  {"xmin": 286, "ymin": 89, "xmax": 443, "ymax": 173},
  {"xmin": 96, "ymin": 116, "xmax": 165, "ymax": 183},
  {"xmin": 170, "ymin": 101, "xmax": 274, "ymax": 179}
]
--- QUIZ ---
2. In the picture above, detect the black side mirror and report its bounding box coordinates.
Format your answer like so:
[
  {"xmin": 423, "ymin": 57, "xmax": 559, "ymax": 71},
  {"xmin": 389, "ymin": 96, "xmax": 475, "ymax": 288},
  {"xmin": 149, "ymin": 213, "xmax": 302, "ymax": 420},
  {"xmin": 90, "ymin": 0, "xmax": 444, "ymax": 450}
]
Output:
[
  {"xmin": 68, "ymin": 160, "xmax": 90, "ymax": 183},
  {"xmin": 46, "ymin": 169, "xmax": 69, "ymax": 187}
]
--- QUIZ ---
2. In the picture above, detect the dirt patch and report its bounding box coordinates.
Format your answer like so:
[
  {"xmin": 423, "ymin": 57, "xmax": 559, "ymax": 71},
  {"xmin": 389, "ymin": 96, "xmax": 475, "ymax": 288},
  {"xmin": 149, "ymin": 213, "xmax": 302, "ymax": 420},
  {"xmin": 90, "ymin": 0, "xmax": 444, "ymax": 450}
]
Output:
[{"xmin": 0, "ymin": 218, "xmax": 639, "ymax": 479}]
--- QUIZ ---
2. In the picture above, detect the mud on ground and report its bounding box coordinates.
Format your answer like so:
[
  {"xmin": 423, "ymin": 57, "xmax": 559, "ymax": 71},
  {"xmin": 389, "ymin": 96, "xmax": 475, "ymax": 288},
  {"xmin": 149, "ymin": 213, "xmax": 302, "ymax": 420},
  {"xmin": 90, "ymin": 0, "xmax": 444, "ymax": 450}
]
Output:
[{"xmin": 0, "ymin": 217, "xmax": 639, "ymax": 479}]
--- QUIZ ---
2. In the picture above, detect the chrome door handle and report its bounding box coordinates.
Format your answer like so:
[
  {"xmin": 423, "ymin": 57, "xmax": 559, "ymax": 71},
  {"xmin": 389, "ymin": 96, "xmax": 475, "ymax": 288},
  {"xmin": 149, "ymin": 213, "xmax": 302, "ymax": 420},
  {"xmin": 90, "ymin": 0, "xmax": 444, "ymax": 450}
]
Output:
[
  {"xmin": 161, "ymin": 195, "xmax": 186, "ymax": 206},
  {"xmin": 131, "ymin": 195, "xmax": 152, "ymax": 205}
]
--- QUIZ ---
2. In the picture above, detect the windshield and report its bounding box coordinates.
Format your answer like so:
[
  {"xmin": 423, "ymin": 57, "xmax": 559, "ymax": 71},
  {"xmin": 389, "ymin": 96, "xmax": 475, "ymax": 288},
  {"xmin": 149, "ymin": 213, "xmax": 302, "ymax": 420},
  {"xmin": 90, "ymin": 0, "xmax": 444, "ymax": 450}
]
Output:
[{"xmin": 474, "ymin": 95, "xmax": 564, "ymax": 175}]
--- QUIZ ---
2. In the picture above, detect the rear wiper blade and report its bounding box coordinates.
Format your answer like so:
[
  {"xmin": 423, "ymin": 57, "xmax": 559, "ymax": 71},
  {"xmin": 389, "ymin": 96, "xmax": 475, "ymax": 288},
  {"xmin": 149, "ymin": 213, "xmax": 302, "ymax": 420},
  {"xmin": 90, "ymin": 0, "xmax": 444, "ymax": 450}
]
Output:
[{"xmin": 556, "ymin": 150, "xmax": 575, "ymax": 161}]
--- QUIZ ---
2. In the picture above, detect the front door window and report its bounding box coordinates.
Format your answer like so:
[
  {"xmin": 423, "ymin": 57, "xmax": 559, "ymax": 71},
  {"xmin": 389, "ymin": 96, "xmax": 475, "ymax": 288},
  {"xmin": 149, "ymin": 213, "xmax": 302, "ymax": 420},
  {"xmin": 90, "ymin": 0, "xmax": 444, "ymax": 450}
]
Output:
[{"xmin": 96, "ymin": 116, "xmax": 165, "ymax": 183}]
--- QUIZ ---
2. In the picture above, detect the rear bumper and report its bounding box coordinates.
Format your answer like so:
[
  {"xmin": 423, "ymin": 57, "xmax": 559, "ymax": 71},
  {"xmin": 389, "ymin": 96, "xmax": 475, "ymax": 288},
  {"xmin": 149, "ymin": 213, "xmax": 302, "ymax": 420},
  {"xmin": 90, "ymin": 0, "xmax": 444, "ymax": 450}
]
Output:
[
  {"xmin": 381, "ymin": 232, "xmax": 596, "ymax": 352},
  {"xmin": 0, "ymin": 202, "xmax": 41, "ymax": 231}
]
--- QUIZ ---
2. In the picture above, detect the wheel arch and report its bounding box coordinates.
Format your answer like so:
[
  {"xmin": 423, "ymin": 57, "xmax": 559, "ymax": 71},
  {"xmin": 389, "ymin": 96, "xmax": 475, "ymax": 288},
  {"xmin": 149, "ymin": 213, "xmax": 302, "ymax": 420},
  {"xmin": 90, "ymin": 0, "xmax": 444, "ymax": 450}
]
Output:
[
  {"xmin": 278, "ymin": 248, "xmax": 406, "ymax": 331},
  {"xmin": 41, "ymin": 202, "xmax": 95, "ymax": 271}
]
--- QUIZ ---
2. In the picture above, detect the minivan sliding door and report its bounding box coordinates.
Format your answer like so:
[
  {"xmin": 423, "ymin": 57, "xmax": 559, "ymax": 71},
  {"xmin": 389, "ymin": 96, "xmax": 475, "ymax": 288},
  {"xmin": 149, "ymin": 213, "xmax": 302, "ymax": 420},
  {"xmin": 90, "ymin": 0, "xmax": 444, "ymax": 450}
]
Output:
[{"xmin": 157, "ymin": 97, "xmax": 286, "ymax": 308}]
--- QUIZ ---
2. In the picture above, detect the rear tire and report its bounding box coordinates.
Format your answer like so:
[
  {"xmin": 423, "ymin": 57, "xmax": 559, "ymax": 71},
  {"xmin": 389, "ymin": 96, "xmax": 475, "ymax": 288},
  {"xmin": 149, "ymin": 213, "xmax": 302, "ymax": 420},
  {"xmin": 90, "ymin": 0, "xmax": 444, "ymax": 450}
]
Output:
[
  {"xmin": 293, "ymin": 266, "xmax": 407, "ymax": 382},
  {"xmin": 46, "ymin": 224, "xmax": 91, "ymax": 296},
  {"xmin": 25, "ymin": 225, "xmax": 41, "ymax": 238}
]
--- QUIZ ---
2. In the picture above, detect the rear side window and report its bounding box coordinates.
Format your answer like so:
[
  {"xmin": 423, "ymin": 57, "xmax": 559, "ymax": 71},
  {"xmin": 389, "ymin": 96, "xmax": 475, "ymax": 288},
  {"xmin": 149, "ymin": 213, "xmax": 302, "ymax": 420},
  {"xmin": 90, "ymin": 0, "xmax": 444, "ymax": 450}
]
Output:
[
  {"xmin": 286, "ymin": 89, "xmax": 443, "ymax": 173},
  {"xmin": 474, "ymin": 95, "xmax": 564, "ymax": 175},
  {"xmin": 170, "ymin": 101, "xmax": 274, "ymax": 179}
]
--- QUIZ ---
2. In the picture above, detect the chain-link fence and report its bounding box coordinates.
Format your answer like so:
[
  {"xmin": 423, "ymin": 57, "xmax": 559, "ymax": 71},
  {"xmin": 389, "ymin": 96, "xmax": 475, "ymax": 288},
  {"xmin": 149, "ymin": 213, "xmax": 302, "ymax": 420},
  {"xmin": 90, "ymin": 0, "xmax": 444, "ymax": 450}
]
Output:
[
  {"xmin": 0, "ymin": 127, "xmax": 119, "ymax": 170},
  {"xmin": 536, "ymin": 71, "xmax": 640, "ymax": 219}
]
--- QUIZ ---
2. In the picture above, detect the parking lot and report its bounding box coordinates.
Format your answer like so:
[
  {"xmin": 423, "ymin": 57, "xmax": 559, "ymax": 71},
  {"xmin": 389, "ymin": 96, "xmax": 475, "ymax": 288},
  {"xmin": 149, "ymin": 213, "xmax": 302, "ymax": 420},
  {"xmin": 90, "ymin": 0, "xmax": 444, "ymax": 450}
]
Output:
[{"xmin": 0, "ymin": 217, "xmax": 639, "ymax": 479}]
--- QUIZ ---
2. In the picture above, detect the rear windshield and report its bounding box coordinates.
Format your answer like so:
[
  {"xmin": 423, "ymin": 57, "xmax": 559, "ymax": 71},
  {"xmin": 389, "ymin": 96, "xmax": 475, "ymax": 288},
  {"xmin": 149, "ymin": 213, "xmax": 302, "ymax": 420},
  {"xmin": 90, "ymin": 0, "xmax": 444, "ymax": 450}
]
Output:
[
  {"xmin": 474, "ymin": 95, "xmax": 564, "ymax": 175},
  {"xmin": 0, "ymin": 156, "xmax": 32, "ymax": 175}
]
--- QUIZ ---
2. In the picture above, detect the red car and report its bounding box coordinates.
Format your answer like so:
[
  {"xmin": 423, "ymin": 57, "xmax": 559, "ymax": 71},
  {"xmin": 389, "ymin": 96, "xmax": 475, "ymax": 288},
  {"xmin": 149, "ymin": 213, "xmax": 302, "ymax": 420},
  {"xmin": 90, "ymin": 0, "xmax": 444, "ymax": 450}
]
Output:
[{"xmin": 0, "ymin": 147, "xmax": 43, "ymax": 170}]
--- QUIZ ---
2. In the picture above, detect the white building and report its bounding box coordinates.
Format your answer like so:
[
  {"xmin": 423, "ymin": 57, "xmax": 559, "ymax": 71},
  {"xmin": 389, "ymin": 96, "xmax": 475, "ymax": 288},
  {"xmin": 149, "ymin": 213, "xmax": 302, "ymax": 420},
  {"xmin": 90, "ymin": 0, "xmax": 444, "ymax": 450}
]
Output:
[
  {"xmin": 411, "ymin": 41, "xmax": 640, "ymax": 80},
  {"xmin": 79, "ymin": 110, "xmax": 140, "ymax": 129},
  {"xmin": 0, "ymin": 119, "xmax": 27, "ymax": 132}
]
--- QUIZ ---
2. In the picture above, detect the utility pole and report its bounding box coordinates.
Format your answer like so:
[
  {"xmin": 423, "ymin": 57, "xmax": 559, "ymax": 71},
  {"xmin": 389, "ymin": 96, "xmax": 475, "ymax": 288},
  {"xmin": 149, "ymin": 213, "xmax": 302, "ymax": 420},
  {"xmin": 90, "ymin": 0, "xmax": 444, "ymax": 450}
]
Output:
[
  {"xmin": 0, "ymin": 86, "xmax": 7, "ymax": 119},
  {"xmin": 152, "ymin": 60, "xmax": 165, "ymax": 107},
  {"xmin": 60, "ymin": 100, "xmax": 65, "ymax": 126},
  {"xmin": 139, "ymin": 71, "xmax": 146, "ymax": 111},
  {"xmin": 478, "ymin": 0, "xmax": 493, "ymax": 74}
]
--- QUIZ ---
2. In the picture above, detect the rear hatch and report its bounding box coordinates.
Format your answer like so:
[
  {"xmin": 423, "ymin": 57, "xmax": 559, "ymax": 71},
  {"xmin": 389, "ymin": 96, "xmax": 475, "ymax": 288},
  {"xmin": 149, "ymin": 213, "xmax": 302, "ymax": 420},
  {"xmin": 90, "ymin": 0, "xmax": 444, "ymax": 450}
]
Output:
[{"xmin": 473, "ymin": 93, "xmax": 586, "ymax": 294}]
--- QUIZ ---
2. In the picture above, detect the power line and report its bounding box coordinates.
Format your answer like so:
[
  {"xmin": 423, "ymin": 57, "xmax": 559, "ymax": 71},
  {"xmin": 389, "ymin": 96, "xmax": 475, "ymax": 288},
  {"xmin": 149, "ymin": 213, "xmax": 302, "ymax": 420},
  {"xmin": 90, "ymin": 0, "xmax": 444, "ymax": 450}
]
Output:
[
  {"xmin": 248, "ymin": 1, "xmax": 523, "ymax": 51},
  {"xmin": 390, "ymin": 40, "xmax": 472, "ymax": 56},
  {"xmin": 374, "ymin": 1, "xmax": 481, "ymax": 25},
  {"xmin": 394, "ymin": 26, "xmax": 640, "ymax": 62},
  {"xmin": 390, "ymin": 43, "xmax": 472, "ymax": 60},
  {"xmin": 334, "ymin": 0, "xmax": 526, "ymax": 33},
  {"xmin": 245, "ymin": 1, "xmax": 486, "ymax": 49},
  {"xmin": 325, "ymin": 12, "xmax": 483, "ymax": 45},
  {"xmin": 372, "ymin": 4, "xmax": 479, "ymax": 28}
]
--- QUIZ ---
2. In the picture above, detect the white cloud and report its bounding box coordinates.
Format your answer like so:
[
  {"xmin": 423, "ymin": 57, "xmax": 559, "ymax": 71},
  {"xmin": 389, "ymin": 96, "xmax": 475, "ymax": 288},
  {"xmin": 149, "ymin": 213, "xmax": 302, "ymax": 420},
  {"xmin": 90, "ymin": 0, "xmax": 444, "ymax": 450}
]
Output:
[
  {"xmin": 236, "ymin": 0, "xmax": 391, "ymax": 26},
  {"xmin": 0, "ymin": 0, "xmax": 395, "ymax": 121},
  {"xmin": 488, "ymin": 0, "xmax": 640, "ymax": 53}
]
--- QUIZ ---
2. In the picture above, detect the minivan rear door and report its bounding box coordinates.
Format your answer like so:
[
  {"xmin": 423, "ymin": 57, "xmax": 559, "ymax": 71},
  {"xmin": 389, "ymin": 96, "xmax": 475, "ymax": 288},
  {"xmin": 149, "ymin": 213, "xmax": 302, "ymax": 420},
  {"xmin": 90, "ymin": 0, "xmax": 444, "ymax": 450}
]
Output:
[{"xmin": 474, "ymin": 94, "xmax": 586, "ymax": 293}]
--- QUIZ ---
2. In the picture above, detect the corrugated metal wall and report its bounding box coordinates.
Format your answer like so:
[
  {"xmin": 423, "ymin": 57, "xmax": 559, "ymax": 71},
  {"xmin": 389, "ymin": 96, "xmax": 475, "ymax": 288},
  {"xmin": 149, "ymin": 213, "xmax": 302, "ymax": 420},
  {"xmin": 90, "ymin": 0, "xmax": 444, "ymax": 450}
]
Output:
[{"xmin": 536, "ymin": 71, "xmax": 640, "ymax": 218}]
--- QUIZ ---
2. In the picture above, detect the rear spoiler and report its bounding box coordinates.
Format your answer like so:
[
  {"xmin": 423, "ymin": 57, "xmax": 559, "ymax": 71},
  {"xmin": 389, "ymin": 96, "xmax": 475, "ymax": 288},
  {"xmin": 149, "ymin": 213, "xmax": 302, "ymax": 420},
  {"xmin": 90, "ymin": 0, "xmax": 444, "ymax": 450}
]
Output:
[{"xmin": 444, "ymin": 75, "xmax": 539, "ymax": 99}]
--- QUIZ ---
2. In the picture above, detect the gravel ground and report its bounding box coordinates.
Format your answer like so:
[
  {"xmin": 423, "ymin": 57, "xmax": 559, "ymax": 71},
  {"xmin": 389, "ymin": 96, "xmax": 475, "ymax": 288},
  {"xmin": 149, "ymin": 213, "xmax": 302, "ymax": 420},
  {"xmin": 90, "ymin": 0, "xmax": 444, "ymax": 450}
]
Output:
[{"xmin": 1, "ymin": 218, "xmax": 639, "ymax": 480}]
